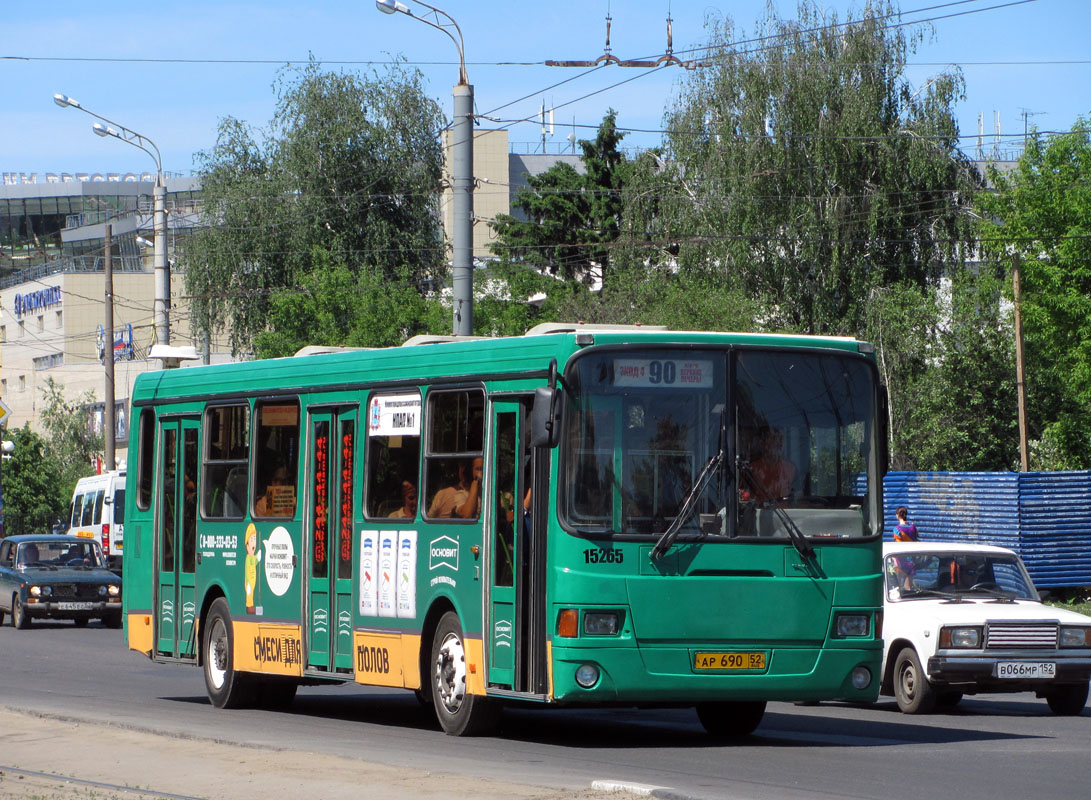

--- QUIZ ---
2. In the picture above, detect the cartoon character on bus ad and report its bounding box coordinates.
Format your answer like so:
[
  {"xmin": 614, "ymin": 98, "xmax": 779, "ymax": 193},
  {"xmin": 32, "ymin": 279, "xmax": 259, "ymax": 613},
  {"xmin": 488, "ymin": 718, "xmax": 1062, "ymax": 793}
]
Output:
[{"xmin": 245, "ymin": 523, "xmax": 261, "ymax": 614}]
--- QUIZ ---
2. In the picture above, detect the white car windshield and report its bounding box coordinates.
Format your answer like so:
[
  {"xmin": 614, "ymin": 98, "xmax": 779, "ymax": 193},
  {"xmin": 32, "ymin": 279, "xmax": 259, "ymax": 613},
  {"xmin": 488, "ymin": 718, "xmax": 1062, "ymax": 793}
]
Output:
[{"xmin": 885, "ymin": 551, "xmax": 1037, "ymax": 600}]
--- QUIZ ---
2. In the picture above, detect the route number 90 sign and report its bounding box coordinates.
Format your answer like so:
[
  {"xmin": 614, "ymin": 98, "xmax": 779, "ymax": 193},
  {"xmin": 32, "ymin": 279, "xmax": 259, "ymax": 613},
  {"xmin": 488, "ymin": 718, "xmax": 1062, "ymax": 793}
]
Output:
[{"xmin": 612, "ymin": 358, "xmax": 713, "ymax": 389}]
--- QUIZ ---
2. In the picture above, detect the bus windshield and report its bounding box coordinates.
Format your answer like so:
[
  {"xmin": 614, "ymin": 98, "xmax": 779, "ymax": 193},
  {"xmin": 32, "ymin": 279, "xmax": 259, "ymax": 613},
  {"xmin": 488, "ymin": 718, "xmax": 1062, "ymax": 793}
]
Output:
[{"xmin": 561, "ymin": 348, "xmax": 879, "ymax": 540}]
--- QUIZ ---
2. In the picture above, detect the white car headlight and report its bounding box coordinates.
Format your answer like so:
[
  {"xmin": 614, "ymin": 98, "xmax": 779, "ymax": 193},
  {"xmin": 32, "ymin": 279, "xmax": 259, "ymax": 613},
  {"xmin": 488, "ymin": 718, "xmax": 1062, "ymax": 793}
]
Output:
[
  {"xmin": 940, "ymin": 626, "xmax": 982, "ymax": 648},
  {"xmin": 1060, "ymin": 626, "xmax": 1091, "ymax": 648}
]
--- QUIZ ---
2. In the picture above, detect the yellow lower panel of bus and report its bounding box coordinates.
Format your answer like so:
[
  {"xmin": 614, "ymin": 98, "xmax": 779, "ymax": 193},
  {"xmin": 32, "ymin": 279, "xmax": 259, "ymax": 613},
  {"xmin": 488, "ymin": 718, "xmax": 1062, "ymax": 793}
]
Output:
[
  {"xmin": 350, "ymin": 632, "xmax": 485, "ymax": 695},
  {"xmin": 128, "ymin": 613, "xmax": 154, "ymax": 656},
  {"xmin": 233, "ymin": 620, "xmax": 304, "ymax": 677},
  {"xmin": 546, "ymin": 639, "xmax": 554, "ymax": 700},
  {"xmin": 465, "ymin": 636, "xmax": 485, "ymax": 696},
  {"xmin": 353, "ymin": 632, "xmax": 408, "ymax": 687}
]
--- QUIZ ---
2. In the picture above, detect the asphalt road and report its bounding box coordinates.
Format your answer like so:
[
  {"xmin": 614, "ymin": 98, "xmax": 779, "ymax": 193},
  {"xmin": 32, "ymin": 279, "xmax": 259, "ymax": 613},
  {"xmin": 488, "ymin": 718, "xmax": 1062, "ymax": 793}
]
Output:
[{"xmin": 2, "ymin": 618, "xmax": 1089, "ymax": 800}]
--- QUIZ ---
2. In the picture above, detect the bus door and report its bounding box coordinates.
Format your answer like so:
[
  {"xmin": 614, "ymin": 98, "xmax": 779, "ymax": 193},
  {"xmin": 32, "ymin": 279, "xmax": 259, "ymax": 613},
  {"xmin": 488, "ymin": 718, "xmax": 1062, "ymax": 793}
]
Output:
[
  {"xmin": 304, "ymin": 406, "xmax": 357, "ymax": 674},
  {"xmin": 487, "ymin": 399, "xmax": 548, "ymax": 695},
  {"xmin": 155, "ymin": 417, "xmax": 199, "ymax": 659}
]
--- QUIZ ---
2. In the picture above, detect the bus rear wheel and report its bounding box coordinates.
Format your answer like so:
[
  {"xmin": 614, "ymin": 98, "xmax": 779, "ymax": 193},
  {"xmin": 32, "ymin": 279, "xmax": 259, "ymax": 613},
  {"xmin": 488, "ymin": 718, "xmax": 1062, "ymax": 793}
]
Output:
[
  {"xmin": 695, "ymin": 701, "xmax": 766, "ymax": 737},
  {"xmin": 430, "ymin": 611, "xmax": 499, "ymax": 736},
  {"xmin": 202, "ymin": 598, "xmax": 254, "ymax": 709}
]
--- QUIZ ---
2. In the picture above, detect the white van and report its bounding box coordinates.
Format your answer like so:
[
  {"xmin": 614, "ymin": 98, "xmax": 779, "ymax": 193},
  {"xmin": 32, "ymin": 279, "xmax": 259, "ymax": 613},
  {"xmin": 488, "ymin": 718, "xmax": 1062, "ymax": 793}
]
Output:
[{"xmin": 68, "ymin": 470, "xmax": 125, "ymax": 572}]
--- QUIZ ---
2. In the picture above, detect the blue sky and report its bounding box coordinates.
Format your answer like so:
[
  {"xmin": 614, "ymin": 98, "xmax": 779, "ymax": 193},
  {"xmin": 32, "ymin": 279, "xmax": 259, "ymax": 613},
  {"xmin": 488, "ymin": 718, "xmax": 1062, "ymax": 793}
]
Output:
[{"xmin": 2, "ymin": 0, "xmax": 1088, "ymax": 176}]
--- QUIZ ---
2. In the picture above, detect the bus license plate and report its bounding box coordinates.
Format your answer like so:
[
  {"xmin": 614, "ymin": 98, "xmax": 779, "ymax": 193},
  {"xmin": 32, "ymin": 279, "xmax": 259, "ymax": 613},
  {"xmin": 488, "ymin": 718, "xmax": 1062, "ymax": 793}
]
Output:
[
  {"xmin": 58, "ymin": 602, "xmax": 94, "ymax": 611},
  {"xmin": 694, "ymin": 652, "xmax": 766, "ymax": 671},
  {"xmin": 74, "ymin": 530, "xmax": 95, "ymax": 539},
  {"xmin": 997, "ymin": 661, "xmax": 1055, "ymax": 679}
]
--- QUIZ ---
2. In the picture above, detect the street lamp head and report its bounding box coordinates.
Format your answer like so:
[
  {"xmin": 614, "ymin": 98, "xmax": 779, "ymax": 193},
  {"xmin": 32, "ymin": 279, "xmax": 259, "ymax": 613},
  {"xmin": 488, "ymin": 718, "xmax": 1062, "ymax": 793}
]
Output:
[
  {"xmin": 375, "ymin": 0, "xmax": 411, "ymax": 15},
  {"xmin": 54, "ymin": 93, "xmax": 79, "ymax": 109},
  {"xmin": 93, "ymin": 122, "xmax": 115, "ymax": 138}
]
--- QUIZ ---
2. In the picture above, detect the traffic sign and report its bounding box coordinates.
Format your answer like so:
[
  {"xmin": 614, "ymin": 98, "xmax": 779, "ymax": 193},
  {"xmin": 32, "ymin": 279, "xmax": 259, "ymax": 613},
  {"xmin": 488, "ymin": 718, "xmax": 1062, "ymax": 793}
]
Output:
[{"xmin": 0, "ymin": 397, "xmax": 10, "ymax": 427}]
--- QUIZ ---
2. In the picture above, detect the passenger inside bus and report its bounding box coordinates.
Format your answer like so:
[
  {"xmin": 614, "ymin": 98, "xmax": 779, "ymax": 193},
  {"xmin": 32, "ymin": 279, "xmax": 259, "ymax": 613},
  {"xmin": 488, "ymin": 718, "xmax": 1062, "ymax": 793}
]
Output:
[
  {"xmin": 745, "ymin": 426, "xmax": 796, "ymax": 504},
  {"xmin": 428, "ymin": 457, "xmax": 482, "ymax": 519},
  {"xmin": 388, "ymin": 481, "xmax": 418, "ymax": 519}
]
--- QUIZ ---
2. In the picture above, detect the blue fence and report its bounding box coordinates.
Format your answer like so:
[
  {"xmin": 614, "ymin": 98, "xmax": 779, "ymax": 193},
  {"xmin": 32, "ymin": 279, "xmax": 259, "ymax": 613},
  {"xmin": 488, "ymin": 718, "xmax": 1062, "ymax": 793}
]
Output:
[{"xmin": 884, "ymin": 471, "xmax": 1091, "ymax": 588}]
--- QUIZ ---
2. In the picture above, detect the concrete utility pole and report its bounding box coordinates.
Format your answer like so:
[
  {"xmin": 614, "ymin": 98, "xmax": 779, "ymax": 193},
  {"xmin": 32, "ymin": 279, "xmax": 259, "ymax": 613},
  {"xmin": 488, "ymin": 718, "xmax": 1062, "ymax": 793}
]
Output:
[
  {"xmin": 376, "ymin": 0, "xmax": 474, "ymax": 336},
  {"xmin": 104, "ymin": 225, "xmax": 115, "ymax": 472}
]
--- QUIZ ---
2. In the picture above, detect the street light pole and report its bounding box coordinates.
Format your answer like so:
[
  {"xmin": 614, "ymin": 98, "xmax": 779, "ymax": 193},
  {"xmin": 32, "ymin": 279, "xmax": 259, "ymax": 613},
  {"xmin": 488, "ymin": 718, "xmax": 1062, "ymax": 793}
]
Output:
[
  {"xmin": 54, "ymin": 93, "xmax": 170, "ymax": 347},
  {"xmin": 375, "ymin": 0, "xmax": 474, "ymax": 336}
]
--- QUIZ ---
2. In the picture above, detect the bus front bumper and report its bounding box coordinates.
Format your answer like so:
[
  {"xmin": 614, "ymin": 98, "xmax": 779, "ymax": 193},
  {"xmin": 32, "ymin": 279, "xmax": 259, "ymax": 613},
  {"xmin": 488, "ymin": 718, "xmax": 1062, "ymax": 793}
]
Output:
[{"xmin": 549, "ymin": 643, "xmax": 882, "ymax": 704}]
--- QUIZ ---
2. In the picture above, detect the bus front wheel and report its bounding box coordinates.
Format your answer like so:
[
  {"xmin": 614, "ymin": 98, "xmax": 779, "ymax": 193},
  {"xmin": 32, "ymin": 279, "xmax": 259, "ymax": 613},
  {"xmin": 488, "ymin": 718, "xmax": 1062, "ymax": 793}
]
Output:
[
  {"xmin": 202, "ymin": 598, "xmax": 253, "ymax": 709},
  {"xmin": 430, "ymin": 611, "xmax": 499, "ymax": 736},
  {"xmin": 695, "ymin": 701, "xmax": 766, "ymax": 737}
]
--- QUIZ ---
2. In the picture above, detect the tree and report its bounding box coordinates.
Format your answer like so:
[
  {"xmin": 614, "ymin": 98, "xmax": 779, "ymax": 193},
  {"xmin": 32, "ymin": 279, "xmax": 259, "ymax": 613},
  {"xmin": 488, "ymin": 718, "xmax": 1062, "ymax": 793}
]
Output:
[
  {"xmin": 650, "ymin": 0, "xmax": 979, "ymax": 335},
  {"xmin": 490, "ymin": 111, "xmax": 630, "ymax": 291},
  {"xmin": 183, "ymin": 60, "xmax": 448, "ymax": 354},
  {"xmin": 253, "ymin": 251, "xmax": 447, "ymax": 358},
  {"xmin": 2, "ymin": 426, "xmax": 66, "ymax": 536},
  {"xmin": 977, "ymin": 116, "xmax": 1091, "ymax": 468},
  {"xmin": 39, "ymin": 377, "xmax": 103, "ymax": 499}
]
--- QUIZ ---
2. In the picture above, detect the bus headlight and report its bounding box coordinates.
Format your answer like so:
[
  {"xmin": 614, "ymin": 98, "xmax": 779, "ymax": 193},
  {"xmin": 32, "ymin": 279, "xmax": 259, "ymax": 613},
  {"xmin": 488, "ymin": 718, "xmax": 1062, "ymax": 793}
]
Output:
[
  {"xmin": 834, "ymin": 614, "xmax": 870, "ymax": 638},
  {"xmin": 575, "ymin": 664, "xmax": 600, "ymax": 688},
  {"xmin": 584, "ymin": 612, "xmax": 620, "ymax": 636}
]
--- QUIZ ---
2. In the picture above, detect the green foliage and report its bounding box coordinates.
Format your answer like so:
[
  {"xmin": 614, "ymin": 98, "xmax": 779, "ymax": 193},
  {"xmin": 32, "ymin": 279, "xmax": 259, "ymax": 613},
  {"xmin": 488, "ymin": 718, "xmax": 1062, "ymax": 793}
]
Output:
[
  {"xmin": 865, "ymin": 274, "xmax": 1018, "ymax": 471},
  {"xmin": 489, "ymin": 111, "xmax": 630, "ymax": 289},
  {"xmin": 38, "ymin": 377, "xmax": 103, "ymax": 500},
  {"xmin": 651, "ymin": 0, "xmax": 979, "ymax": 335},
  {"xmin": 2, "ymin": 425, "xmax": 66, "ymax": 535},
  {"xmin": 252, "ymin": 250, "xmax": 447, "ymax": 357},
  {"xmin": 978, "ymin": 115, "xmax": 1091, "ymax": 468},
  {"xmin": 182, "ymin": 59, "xmax": 447, "ymax": 354},
  {"xmin": 904, "ymin": 273, "xmax": 1018, "ymax": 470}
]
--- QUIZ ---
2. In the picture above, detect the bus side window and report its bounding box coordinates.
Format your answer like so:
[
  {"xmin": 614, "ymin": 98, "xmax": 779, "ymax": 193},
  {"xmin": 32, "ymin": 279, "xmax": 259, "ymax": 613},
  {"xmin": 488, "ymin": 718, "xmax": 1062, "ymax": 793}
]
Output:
[
  {"xmin": 203, "ymin": 404, "xmax": 250, "ymax": 520},
  {"xmin": 71, "ymin": 494, "xmax": 84, "ymax": 528},
  {"xmin": 81, "ymin": 493, "xmax": 96, "ymax": 527},
  {"xmin": 136, "ymin": 408, "xmax": 155, "ymax": 511},
  {"xmin": 423, "ymin": 389, "xmax": 484, "ymax": 521},
  {"xmin": 364, "ymin": 392, "xmax": 422, "ymax": 520},
  {"xmin": 253, "ymin": 400, "xmax": 300, "ymax": 519},
  {"xmin": 93, "ymin": 489, "xmax": 105, "ymax": 526}
]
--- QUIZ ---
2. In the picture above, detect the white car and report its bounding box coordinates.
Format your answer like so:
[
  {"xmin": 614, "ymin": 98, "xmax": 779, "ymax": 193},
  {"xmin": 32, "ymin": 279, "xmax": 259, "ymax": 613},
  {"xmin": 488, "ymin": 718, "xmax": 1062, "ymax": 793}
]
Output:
[{"xmin": 880, "ymin": 542, "xmax": 1091, "ymax": 715}]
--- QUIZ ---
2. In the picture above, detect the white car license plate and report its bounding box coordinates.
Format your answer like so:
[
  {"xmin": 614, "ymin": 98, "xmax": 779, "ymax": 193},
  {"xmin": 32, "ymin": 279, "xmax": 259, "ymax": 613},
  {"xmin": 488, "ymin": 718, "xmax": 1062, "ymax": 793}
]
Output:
[
  {"xmin": 997, "ymin": 661, "xmax": 1056, "ymax": 679},
  {"xmin": 58, "ymin": 602, "xmax": 94, "ymax": 611}
]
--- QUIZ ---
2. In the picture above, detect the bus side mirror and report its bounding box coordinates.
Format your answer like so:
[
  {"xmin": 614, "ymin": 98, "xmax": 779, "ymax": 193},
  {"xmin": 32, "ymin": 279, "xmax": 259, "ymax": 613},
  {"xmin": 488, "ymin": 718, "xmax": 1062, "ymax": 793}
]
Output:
[{"xmin": 531, "ymin": 386, "xmax": 562, "ymax": 449}]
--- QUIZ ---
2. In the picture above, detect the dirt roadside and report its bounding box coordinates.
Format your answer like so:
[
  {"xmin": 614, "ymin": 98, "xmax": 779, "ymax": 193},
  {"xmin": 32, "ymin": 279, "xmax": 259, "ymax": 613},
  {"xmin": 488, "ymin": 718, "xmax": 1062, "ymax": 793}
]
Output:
[{"xmin": 0, "ymin": 709, "xmax": 619, "ymax": 800}]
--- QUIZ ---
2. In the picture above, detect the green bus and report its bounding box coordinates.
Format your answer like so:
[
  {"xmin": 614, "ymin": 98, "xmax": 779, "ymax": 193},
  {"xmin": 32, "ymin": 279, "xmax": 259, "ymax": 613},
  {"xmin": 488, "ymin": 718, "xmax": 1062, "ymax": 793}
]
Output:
[{"xmin": 123, "ymin": 324, "xmax": 886, "ymax": 736}]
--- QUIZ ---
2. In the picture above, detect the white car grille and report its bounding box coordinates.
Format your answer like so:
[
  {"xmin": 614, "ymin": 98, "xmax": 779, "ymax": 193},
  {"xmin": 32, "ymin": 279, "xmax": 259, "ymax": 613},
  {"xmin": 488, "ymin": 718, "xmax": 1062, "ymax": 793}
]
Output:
[{"xmin": 986, "ymin": 622, "xmax": 1058, "ymax": 648}]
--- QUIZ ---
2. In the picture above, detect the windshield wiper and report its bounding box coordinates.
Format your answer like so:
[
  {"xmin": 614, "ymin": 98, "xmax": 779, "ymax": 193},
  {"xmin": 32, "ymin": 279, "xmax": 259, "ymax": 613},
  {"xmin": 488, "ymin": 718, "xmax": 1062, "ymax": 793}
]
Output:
[
  {"xmin": 651, "ymin": 448, "xmax": 727, "ymax": 560},
  {"xmin": 737, "ymin": 461, "xmax": 815, "ymax": 563}
]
